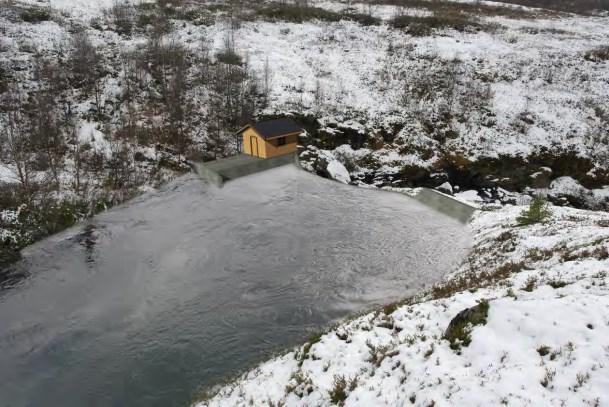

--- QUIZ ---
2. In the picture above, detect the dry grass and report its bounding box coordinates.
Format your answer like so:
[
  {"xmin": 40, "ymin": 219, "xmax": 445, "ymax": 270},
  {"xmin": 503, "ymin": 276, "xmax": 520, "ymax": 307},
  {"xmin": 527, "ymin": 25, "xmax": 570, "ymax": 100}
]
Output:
[
  {"xmin": 328, "ymin": 375, "xmax": 358, "ymax": 404},
  {"xmin": 370, "ymin": 0, "xmax": 603, "ymax": 14},
  {"xmin": 584, "ymin": 46, "xmax": 609, "ymax": 63},
  {"xmin": 255, "ymin": 3, "xmax": 343, "ymax": 23},
  {"xmin": 486, "ymin": 0, "xmax": 608, "ymax": 14},
  {"xmin": 373, "ymin": 0, "xmax": 551, "ymax": 17},
  {"xmin": 431, "ymin": 261, "xmax": 526, "ymax": 299},
  {"xmin": 390, "ymin": 12, "xmax": 482, "ymax": 36}
]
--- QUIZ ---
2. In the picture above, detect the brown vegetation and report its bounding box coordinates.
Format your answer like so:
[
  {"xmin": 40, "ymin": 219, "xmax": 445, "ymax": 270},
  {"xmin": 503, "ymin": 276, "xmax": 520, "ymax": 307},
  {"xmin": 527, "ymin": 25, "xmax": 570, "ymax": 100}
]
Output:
[{"xmin": 369, "ymin": 0, "xmax": 605, "ymax": 14}]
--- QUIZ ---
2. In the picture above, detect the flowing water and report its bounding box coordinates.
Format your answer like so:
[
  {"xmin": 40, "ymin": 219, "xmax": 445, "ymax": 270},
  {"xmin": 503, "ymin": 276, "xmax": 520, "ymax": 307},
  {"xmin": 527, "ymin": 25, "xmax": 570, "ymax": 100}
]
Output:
[{"xmin": 0, "ymin": 166, "xmax": 471, "ymax": 407}]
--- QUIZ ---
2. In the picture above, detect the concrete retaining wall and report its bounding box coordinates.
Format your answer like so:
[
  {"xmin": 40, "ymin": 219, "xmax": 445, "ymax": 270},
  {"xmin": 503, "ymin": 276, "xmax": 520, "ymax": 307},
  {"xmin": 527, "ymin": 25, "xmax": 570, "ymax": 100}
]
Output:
[
  {"xmin": 191, "ymin": 153, "xmax": 298, "ymax": 187},
  {"xmin": 413, "ymin": 188, "xmax": 476, "ymax": 223}
]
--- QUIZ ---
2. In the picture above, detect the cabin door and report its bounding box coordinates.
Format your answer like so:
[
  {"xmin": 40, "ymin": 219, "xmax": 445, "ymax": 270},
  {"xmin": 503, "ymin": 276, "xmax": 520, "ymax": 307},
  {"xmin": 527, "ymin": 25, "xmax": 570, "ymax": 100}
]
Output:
[{"xmin": 250, "ymin": 136, "xmax": 259, "ymax": 157}]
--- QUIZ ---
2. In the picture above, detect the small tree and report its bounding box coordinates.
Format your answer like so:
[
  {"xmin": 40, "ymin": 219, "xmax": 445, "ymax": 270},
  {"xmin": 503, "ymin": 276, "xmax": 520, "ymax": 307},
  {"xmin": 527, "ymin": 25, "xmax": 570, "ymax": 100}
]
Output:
[{"xmin": 517, "ymin": 195, "xmax": 552, "ymax": 226}]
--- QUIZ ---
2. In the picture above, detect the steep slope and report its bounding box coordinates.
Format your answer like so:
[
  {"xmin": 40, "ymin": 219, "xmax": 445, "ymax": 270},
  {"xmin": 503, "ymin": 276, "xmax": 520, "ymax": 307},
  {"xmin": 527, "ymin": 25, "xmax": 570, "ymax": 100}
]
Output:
[{"xmin": 198, "ymin": 204, "xmax": 609, "ymax": 406}]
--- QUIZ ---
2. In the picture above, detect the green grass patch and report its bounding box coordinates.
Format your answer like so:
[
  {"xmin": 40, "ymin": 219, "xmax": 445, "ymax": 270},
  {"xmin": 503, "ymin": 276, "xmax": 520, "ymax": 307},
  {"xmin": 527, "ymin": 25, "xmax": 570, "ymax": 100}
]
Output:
[
  {"xmin": 390, "ymin": 12, "xmax": 481, "ymax": 36},
  {"xmin": 343, "ymin": 13, "xmax": 381, "ymax": 26},
  {"xmin": 537, "ymin": 345, "xmax": 551, "ymax": 356},
  {"xmin": 256, "ymin": 4, "xmax": 342, "ymax": 23},
  {"xmin": 547, "ymin": 280, "xmax": 568, "ymax": 289},
  {"xmin": 296, "ymin": 331, "xmax": 324, "ymax": 365},
  {"xmin": 20, "ymin": 7, "xmax": 51, "ymax": 23}
]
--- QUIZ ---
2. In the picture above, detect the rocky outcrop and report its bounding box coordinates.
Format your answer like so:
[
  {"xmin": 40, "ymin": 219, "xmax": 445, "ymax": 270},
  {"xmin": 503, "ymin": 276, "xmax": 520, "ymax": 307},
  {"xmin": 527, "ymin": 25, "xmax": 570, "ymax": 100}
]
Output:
[
  {"xmin": 300, "ymin": 145, "xmax": 609, "ymax": 211},
  {"xmin": 548, "ymin": 177, "xmax": 609, "ymax": 210}
]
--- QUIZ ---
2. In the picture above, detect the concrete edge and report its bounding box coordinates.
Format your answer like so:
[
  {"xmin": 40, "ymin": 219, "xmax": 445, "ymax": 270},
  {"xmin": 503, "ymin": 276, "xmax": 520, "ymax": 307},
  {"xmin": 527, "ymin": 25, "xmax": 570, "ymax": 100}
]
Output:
[
  {"xmin": 189, "ymin": 153, "xmax": 300, "ymax": 188},
  {"xmin": 189, "ymin": 162, "xmax": 225, "ymax": 188},
  {"xmin": 413, "ymin": 188, "xmax": 477, "ymax": 224},
  {"xmin": 189, "ymin": 155, "xmax": 475, "ymax": 224}
]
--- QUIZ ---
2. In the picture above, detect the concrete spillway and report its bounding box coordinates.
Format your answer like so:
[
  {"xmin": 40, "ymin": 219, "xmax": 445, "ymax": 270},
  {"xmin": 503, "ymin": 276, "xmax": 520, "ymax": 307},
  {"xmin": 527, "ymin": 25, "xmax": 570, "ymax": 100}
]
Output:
[{"xmin": 193, "ymin": 153, "xmax": 297, "ymax": 187}]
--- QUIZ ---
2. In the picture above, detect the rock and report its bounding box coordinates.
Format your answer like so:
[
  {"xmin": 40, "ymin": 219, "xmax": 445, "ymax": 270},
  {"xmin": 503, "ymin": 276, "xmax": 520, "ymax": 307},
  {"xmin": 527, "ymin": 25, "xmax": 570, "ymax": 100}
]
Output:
[
  {"xmin": 444, "ymin": 300, "xmax": 489, "ymax": 352},
  {"xmin": 300, "ymin": 147, "xmax": 352, "ymax": 184},
  {"xmin": 529, "ymin": 167, "xmax": 553, "ymax": 188},
  {"xmin": 436, "ymin": 182, "xmax": 453, "ymax": 195},
  {"xmin": 428, "ymin": 172, "xmax": 449, "ymax": 188},
  {"xmin": 454, "ymin": 190, "xmax": 484, "ymax": 204},
  {"xmin": 548, "ymin": 176, "xmax": 594, "ymax": 208},
  {"xmin": 327, "ymin": 160, "xmax": 351, "ymax": 184},
  {"xmin": 133, "ymin": 151, "xmax": 150, "ymax": 162}
]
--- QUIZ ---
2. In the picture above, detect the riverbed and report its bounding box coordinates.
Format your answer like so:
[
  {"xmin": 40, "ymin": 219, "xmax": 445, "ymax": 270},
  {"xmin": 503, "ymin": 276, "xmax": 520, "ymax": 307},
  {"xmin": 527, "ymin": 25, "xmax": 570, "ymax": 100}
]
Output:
[{"xmin": 0, "ymin": 165, "xmax": 471, "ymax": 406}]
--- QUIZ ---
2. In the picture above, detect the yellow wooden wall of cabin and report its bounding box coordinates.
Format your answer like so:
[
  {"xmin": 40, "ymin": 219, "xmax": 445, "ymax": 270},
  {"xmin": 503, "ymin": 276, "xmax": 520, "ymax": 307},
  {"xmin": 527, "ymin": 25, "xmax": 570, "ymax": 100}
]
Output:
[
  {"xmin": 242, "ymin": 129, "xmax": 298, "ymax": 159},
  {"xmin": 264, "ymin": 133, "xmax": 298, "ymax": 158},
  {"xmin": 242, "ymin": 128, "xmax": 266, "ymax": 158}
]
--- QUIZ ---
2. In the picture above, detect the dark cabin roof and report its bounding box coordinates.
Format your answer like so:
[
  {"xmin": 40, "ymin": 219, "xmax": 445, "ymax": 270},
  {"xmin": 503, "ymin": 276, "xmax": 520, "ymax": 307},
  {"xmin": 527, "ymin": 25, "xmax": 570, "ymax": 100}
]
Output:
[{"xmin": 241, "ymin": 118, "xmax": 302, "ymax": 140}]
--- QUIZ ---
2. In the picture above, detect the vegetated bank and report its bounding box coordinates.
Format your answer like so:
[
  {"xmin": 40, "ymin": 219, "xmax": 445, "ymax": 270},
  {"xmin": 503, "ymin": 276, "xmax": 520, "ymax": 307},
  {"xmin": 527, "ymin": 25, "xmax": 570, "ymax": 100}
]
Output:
[{"xmin": 197, "ymin": 198, "xmax": 609, "ymax": 406}]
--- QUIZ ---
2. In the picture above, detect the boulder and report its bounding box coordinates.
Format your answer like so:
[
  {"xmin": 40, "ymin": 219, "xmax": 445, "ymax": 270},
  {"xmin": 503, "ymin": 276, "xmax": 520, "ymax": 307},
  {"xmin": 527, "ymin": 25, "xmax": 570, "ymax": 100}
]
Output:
[
  {"xmin": 529, "ymin": 166, "xmax": 553, "ymax": 188},
  {"xmin": 548, "ymin": 176, "xmax": 594, "ymax": 208},
  {"xmin": 444, "ymin": 300, "xmax": 489, "ymax": 352},
  {"xmin": 436, "ymin": 182, "xmax": 453, "ymax": 195},
  {"xmin": 327, "ymin": 160, "xmax": 351, "ymax": 184}
]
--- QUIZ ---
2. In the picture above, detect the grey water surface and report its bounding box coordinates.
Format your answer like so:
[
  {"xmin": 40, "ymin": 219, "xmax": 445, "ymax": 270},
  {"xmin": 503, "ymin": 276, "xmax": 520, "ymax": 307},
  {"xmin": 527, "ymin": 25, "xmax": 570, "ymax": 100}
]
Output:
[{"xmin": 0, "ymin": 166, "xmax": 471, "ymax": 407}]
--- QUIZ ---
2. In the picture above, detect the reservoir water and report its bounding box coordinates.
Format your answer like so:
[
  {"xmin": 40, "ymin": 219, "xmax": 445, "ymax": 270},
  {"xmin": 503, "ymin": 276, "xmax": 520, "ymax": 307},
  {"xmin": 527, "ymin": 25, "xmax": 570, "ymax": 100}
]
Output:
[{"xmin": 0, "ymin": 166, "xmax": 471, "ymax": 406}]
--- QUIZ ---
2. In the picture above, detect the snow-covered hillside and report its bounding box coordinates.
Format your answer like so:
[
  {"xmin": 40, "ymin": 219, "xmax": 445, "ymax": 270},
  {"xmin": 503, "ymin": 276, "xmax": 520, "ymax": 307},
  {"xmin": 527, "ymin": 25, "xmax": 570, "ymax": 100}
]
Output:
[
  {"xmin": 3, "ymin": 0, "xmax": 609, "ymax": 164},
  {"xmin": 197, "ymin": 203, "xmax": 609, "ymax": 406}
]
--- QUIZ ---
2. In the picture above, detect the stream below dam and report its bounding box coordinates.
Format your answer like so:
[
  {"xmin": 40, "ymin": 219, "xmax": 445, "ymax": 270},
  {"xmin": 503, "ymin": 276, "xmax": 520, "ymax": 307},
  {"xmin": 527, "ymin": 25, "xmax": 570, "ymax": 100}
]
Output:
[{"xmin": 0, "ymin": 165, "xmax": 471, "ymax": 407}]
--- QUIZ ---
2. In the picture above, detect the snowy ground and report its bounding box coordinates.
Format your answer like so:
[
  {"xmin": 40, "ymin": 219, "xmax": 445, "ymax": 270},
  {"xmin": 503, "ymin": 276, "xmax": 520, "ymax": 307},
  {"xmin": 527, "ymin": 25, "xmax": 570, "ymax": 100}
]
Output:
[{"xmin": 198, "ymin": 203, "xmax": 609, "ymax": 406}]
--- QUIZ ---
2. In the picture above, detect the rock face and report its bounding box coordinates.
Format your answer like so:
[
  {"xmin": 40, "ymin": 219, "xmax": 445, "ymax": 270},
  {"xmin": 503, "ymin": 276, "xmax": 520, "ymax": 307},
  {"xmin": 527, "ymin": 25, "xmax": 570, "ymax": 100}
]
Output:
[
  {"xmin": 547, "ymin": 176, "xmax": 609, "ymax": 210},
  {"xmin": 548, "ymin": 176, "xmax": 592, "ymax": 207},
  {"xmin": 299, "ymin": 146, "xmax": 351, "ymax": 184},
  {"xmin": 299, "ymin": 143, "xmax": 609, "ymax": 210}
]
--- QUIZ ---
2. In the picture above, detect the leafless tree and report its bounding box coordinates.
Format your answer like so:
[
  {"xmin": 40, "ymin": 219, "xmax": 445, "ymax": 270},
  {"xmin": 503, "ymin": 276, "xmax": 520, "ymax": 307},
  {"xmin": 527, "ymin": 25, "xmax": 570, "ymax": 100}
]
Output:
[
  {"xmin": 70, "ymin": 31, "xmax": 104, "ymax": 117},
  {"xmin": 313, "ymin": 78, "xmax": 324, "ymax": 114},
  {"xmin": 106, "ymin": 133, "xmax": 134, "ymax": 190},
  {"xmin": 28, "ymin": 88, "xmax": 65, "ymax": 189},
  {"xmin": 199, "ymin": 38, "xmax": 212, "ymax": 84},
  {"xmin": 262, "ymin": 56, "xmax": 273, "ymax": 108},
  {"xmin": 64, "ymin": 118, "xmax": 89, "ymax": 197},
  {"xmin": 0, "ymin": 92, "xmax": 34, "ymax": 197},
  {"xmin": 163, "ymin": 41, "xmax": 192, "ymax": 152},
  {"xmin": 206, "ymin": 99, "xmax": 227, "ymax": 159},
  {"xmin": 109, "ymin": 0, "xmax": 133, "ymax": 35}
]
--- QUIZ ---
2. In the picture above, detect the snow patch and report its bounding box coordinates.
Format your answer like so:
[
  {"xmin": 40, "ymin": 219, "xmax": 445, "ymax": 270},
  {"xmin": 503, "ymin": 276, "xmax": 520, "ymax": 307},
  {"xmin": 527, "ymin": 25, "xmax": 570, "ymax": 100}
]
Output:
[{"xmin": 327, "ymin": 160, "xmax": 351, "ymax": 184}]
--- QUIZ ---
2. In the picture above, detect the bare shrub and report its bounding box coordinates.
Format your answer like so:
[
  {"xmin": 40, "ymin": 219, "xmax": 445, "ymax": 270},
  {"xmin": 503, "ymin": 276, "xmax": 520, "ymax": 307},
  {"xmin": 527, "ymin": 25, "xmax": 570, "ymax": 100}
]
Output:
[
  {"xmin": 0, "ymin": 92, "xmax": 34, "ymax": 196},
  {"xmin": 372, "ymin": 0, "xmax": 604, "ymax": 14},
  {"xmin": 584, "ymin": 46, "xmax": 609, "ymax": 62},
  {"xmin": 390, "ymin": 12, "xmax": 480, "ymax": 36},
  {"xmin": 69, "ymin": 31, "xmax": 103, "ymax": 111},
  {"xmin": 109, "ymin": 1, "xmax": 134, "ymax": 35},
  {"xmin": 256, "ymin": 3, "xmax": 342, "ymax": 23}
]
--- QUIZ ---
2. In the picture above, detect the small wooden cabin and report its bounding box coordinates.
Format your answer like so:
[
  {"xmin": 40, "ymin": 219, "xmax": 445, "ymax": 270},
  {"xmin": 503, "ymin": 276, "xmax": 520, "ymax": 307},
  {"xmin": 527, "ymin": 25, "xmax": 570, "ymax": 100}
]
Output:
[{"xmin": 237, "ymin": 118, "xmax": 302, "ymax": 159}]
